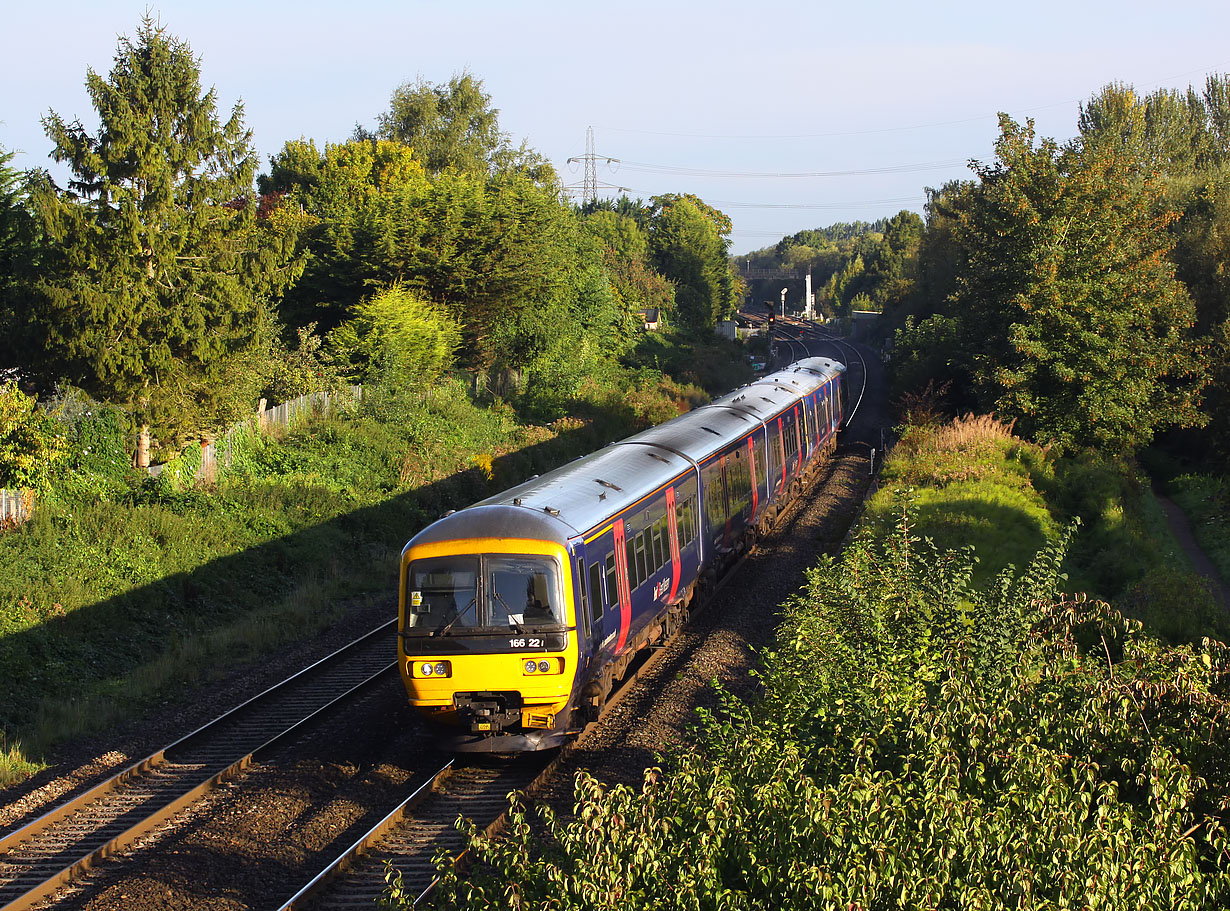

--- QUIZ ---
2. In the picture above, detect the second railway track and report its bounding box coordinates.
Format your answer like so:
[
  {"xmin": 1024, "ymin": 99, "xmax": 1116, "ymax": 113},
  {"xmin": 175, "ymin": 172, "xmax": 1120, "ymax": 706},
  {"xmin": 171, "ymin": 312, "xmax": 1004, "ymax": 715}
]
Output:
[{"xmin": 0, "ymin": 621, "xmax": 399, "ymax": 911}]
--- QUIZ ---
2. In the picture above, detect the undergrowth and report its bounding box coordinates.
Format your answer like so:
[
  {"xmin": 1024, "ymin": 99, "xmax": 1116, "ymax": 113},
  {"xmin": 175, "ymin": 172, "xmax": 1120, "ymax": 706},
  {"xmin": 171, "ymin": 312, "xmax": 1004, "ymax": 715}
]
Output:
[{"xmin": 409, "ymin": 508, "xmax": 1230, "ymax": 909}]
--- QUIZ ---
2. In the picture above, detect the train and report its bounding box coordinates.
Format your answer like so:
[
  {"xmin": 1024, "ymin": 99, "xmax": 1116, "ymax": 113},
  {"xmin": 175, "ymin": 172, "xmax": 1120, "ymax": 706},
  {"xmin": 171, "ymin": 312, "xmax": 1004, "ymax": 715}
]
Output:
[{"xmin": 397, "ymin": 356, "xmax": 848, "ymax": 751}]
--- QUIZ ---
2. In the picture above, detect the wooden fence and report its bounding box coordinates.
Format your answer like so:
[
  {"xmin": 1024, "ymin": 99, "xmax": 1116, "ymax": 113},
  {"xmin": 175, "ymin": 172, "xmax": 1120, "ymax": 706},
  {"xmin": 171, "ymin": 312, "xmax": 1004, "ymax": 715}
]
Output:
[
  {"xmin": 195, "ymin": 385, "xmax": 363, "ymax": 482},
  {"xmin": 0, "ymin": 488, "xmax": 33, "ymax": 528},
  {"xmin": 2, "ymin": 387, "xmax": 365, "ymax": 530}
]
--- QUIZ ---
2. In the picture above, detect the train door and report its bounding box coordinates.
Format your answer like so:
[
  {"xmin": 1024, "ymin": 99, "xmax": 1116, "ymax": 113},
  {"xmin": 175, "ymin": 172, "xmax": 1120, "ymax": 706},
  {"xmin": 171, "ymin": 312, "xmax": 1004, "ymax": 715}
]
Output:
[
  {"xmin": 746, "ymin": 436, "xmax": 759, "ymax": 519},
  {"xmin": 665, "ymin": 486, "xmax": 682, "ymax": 603},
  {"xmin": 612, "ymin": 520, "xmax": 632, "ymax": 652},
  {"xmin": 583, "ymin": 549, "xmax": 605, "ymax": 648}
]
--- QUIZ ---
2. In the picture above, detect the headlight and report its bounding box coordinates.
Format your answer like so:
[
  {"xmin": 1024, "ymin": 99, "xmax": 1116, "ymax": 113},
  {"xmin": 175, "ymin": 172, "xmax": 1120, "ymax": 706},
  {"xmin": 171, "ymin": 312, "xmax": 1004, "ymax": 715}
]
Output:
[
  {"xmin": 414, "ymin": 660, "xmax": 450, "ymax": 678},
  {"xmin": 523, "ymin": 658, "xmax": 563, "ymax": 676}
]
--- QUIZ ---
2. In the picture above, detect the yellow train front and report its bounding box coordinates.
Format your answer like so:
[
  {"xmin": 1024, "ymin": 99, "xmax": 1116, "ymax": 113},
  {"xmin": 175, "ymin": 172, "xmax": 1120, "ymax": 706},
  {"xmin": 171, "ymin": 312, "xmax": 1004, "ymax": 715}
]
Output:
[{"xmin": 398, "ymin": 506, "xmax": 587, "ymax": 751}]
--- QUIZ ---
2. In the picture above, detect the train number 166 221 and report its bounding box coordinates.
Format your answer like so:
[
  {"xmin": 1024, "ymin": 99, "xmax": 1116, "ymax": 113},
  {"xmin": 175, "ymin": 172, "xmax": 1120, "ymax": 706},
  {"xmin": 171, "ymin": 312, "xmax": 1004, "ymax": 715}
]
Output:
[{"xmin": 509, "ymin": 637, "xmax": 543, "ymax": 649}]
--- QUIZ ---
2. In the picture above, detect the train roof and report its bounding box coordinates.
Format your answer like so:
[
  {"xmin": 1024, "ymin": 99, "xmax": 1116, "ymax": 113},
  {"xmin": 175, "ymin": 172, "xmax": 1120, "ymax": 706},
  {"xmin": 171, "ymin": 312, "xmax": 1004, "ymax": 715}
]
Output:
[
  {"xmin": 402, "ymin": 356, "xmax": 848, "ymax": 552},
  {"xmin": 616, "ymin": 400, "xmax": 761, "ymax": 465},
  {"xmin": 762, "ymin": 356, "xmax": 846, "ymax": 390},
  {"xmin": 407, "ymin": 437, "xmax": 695, "ymax": 548}
]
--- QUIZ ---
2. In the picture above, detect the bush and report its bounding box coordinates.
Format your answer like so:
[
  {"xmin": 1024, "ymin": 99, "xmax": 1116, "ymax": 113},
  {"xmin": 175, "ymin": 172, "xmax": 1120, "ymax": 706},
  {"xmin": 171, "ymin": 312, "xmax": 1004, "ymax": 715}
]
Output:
[
  {"xmin": 414, "ymin": 515, "xmax": 1230, "ymax": 909},
  {"xmin": 329, "ymin": 284, "xmax": 460, "ymax": 387},
  {"xmin": 0, "ymin": 383, "xmax": 66, "ymax": 491}
]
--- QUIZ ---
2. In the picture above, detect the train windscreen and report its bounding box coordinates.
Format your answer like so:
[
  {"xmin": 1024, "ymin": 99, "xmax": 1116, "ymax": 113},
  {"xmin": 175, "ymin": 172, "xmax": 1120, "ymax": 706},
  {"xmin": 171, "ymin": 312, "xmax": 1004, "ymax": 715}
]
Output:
[
  {"xmin": 405, "ymin": 554, "xmax": 564, "ymax": 632},
  {"xmin": 406, "ymin": 556, "xmax": 479, "ymax": 630}
]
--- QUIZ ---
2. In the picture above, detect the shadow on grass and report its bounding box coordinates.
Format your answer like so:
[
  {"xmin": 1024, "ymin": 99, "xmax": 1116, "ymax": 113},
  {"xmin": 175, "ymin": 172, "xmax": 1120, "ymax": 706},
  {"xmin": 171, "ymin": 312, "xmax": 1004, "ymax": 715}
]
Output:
[{"xmin": 0, "ymin": 416, "xmax": 617, "ymax": 755}]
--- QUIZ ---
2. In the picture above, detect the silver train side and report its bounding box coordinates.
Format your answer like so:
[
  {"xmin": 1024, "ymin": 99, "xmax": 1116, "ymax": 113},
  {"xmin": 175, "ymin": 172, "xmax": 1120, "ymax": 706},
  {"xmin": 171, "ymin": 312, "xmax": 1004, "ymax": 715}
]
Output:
[{"xmin": 397, "ymin": 357, "xmax": 848, "ymax": 751}]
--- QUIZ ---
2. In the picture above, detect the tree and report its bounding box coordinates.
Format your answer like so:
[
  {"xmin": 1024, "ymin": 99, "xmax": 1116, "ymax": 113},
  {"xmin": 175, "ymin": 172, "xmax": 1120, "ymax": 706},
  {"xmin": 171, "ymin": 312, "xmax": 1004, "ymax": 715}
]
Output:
[
  {"xmin": 27, "ymin": 17, "xmax": 298, "ymax": 463},
  {"xmin": 948, "ymin": 116, "xmax": 1204, "ymax": 451},
  {"xmin": 582, "ymin": 210, "xmax": 673, "ymax": 330},
  {"xmin": 0, "ymin": 147, "xmax": 42, "ymax": 370},
  {"xmin": 647, "ymin": 194, "xmax": 739, "ymax": 330},
  {"xmin": 262, "ymin": 137, "xmax": 429, "ymax": 331},
  {"xmin": 361, "ymin": 72, "xmax": 553, "ymax": 182}
]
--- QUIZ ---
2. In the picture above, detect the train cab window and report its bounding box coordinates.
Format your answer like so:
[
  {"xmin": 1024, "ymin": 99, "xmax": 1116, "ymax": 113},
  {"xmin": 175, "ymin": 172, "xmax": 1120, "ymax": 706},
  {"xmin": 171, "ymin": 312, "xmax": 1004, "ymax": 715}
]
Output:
[
  {"xmin": 588, "ymin": 561, "xmax": 604, "ymax": 624},
  {"xmin": 488, "ymin": 556, "xmax": 564, "ymax": 628},
  {"xmin": 406, "ymin": 556, "xmax": 478, "ymax": 630},
  {"xmin": 635, "ymin": 534, "xmax": 648, "ymax": 585},
  {"xmin": 605, "ymin": 553, "xmax": 617, "ymax": 607}
]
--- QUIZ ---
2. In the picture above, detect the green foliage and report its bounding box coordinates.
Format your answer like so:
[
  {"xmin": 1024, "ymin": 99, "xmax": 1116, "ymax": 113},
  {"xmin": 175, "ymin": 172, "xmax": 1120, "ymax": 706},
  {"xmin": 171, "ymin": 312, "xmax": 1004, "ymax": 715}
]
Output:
[
  {"xmin": 328, "ymin": 284, "xmax": 460, "ymax": 386},
  {"xmin": 362, "ymin": 71, "xmax": 552, "ymax": 181},
  {"xmin": 267, "ymin": 140, "xmax": 620, "ymax": 375},
  {"xmin": 0, "ymin": 384, "xmax": 66, "ymax": 492},
  {"xmin": 25, "ymin": 16, "xmax": 298, "ymax": 450},
  {"xmin": 261, "ymin": 322, "xmax": 346, "ymax": 403},
  {"xmin": 648, "ymin": 194, "xmax": 740, "ymax": 330},
  {"xmin": 1078, "ymin": 77, "xmax": 1230, "ymax": 175},
  {"xmin": 0, "ymin": 146, "xmax": 43, "ymax": 367},
  {"xmin": 746, "ymin": 212, "xmax": 922, "ymax": 323},
  {"xmin": 418, "ymin": 512, "xmax": 1230, "ymax": 910},
  {"xmin": 938, "ymin": 116, "xmax": 1204, "ymax": 452},
  {"xmin": 50, "ymin": 399, "xmax": 137, "ymax": 503}
]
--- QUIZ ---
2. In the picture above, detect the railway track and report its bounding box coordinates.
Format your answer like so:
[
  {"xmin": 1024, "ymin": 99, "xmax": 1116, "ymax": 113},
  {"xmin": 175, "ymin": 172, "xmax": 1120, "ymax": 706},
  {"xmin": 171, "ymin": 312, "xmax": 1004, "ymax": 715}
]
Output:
[{"xmin": 0, "ymin": 621, "xmax": 399, "ymax": 911}]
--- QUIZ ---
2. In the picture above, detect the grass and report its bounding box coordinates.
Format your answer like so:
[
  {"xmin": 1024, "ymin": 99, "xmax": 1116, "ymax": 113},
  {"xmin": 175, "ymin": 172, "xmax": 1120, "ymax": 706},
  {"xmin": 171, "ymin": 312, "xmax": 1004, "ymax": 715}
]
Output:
[
  {"xmin": 869, "ymin": 414, "xmax": 1226, "ymax": 645},
  {"xmin": 867, "ymin": 416, "xmax": 1056, "ymax": 586},
  {"xmin": 0, "ymin": 359, "xmax": 730, "ymax": 788}
]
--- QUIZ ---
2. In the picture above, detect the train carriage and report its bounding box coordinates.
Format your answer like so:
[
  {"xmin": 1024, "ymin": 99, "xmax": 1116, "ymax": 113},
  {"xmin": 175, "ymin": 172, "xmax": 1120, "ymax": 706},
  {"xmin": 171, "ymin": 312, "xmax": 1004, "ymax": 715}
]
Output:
[{"xmin": 398, "ymin": 357, "xmax": 846, "ymax": 751}]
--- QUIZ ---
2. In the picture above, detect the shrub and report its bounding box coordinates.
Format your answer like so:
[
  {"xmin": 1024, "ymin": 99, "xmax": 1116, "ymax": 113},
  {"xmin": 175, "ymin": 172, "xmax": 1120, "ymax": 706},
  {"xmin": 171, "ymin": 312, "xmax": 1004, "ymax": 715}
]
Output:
[
  {"xmin": 0, "ymin": 383, "xmax": 66, "ymax": 491},
  {"xmin": 329, "ymin": 284, "xmax": 460, "ymax": 387},
  {"xmin": 415, "ymin": 515, "xmax": 1230, "ymax": 909}
]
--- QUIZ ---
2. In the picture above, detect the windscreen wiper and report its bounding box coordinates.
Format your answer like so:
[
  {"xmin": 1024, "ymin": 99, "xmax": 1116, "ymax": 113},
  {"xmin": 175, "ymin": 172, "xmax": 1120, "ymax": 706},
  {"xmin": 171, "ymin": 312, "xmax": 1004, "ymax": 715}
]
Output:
[
  {"xmin": 436, "ymin": 596, "xmax": 477, "ymax": 637},
  {"xmin": 492, "ymin": 591, "xmax": 523, "ymax": 633}
]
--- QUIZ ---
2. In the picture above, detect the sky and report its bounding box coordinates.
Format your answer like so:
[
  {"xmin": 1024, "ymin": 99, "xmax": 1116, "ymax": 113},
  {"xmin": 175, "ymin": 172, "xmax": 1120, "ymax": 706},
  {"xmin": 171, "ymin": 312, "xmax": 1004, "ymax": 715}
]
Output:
[{"xmin": 2, "ymin": 0, "xmax": 1228, "ymax": 255}]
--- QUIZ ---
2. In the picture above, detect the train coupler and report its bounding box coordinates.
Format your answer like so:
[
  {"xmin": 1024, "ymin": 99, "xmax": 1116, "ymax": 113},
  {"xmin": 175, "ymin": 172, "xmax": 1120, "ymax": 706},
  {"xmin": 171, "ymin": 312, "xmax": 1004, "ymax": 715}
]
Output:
[{"xmin": 454, "ymin": 691, "xmax": 522, "ymax": 734}]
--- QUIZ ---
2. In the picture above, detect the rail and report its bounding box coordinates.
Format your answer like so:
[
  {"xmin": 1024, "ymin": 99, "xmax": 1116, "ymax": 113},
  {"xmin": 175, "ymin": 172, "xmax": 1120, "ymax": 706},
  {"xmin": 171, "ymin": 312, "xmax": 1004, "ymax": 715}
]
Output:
[{"xmin": 0, "ymin": 619, "xmax": 398, "ymax": 911}]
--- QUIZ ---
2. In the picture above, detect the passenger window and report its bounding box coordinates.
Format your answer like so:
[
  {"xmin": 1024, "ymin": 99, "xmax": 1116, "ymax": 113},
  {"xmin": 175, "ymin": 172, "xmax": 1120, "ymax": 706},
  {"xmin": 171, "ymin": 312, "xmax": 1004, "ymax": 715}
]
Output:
[
  {"xmin": 635, "ymin": 534, "xmax": 647, "ymax": 585},
  {"xmin": 626, "ymin": 540, "xmax": 637, "ymax": 590},
  {"xmin": 588, "ymin": 561, "xmax": 604, "ymax": 624},
  {"xmin": 652, "ymin": 524, "xmax": 663, "ymax": 569}
]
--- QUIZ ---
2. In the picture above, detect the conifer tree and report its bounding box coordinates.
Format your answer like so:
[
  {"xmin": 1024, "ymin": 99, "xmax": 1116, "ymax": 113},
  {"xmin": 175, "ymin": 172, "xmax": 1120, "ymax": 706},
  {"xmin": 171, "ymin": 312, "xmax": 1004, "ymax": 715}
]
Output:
[{"xmin": 29, "ymin": 17, "xmax": 288, "ymax": 464}]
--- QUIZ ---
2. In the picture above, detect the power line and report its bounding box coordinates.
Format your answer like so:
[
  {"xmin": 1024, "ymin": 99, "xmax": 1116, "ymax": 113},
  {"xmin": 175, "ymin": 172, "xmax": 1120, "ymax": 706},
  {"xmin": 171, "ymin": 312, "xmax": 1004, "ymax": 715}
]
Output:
[
  {"xmin": 615, "ymin": 159, "xmax": 968, "ymax": 179},
  {"xmin": 705, "ymin": 195, "xmax": 925, "ymax": 210},
  {"xmin": 594, "ymin": 62, "xmax": 1230, "ymax": 142}
]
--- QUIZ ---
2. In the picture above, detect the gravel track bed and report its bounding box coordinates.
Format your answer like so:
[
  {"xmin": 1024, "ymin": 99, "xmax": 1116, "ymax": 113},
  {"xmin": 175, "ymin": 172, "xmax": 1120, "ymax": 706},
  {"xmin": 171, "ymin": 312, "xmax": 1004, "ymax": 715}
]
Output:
[{"xmin": 37, "ymin": 676, "xmax": 445, "ymax": 910}]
